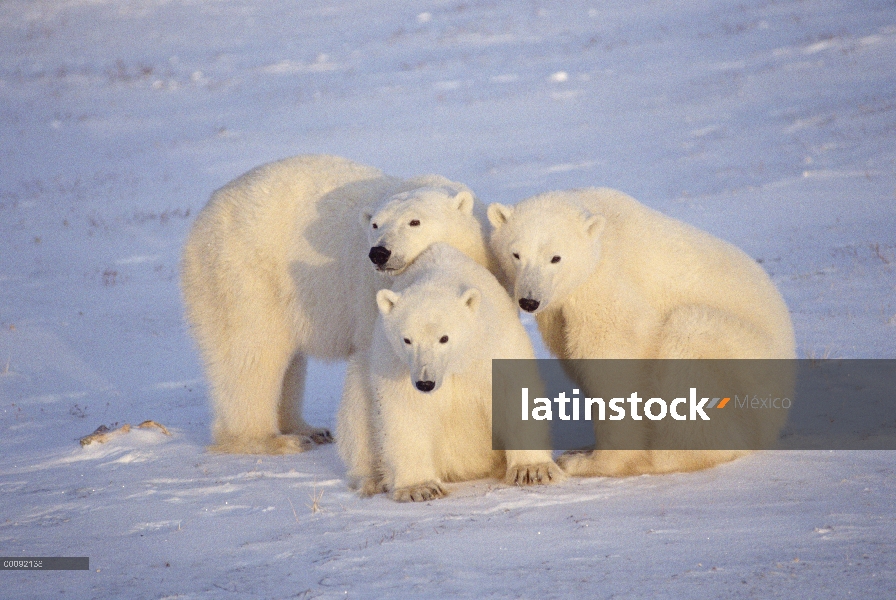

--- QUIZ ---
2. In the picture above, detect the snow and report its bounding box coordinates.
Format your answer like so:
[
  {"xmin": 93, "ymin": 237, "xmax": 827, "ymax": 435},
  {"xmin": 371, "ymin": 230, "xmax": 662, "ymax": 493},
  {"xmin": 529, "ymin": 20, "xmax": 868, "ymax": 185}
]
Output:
[{"xmin": 0, "ymin": 0, "xmax": 894, "ymax": 597}]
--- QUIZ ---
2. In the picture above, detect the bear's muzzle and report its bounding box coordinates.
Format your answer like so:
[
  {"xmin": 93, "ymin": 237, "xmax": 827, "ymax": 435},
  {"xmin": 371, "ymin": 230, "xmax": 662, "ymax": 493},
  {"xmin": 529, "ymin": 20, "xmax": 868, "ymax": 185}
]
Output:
[
  {"xmin": 369, "ymin": 246, "xmax": 391, "ymax": 266},
  {"xmin": 415, "ymin": 380, "xmax": 436, "ymax": 393},
  {"xmin": 518, "ymin": 297, "xmax": 540, "ymax": 312}
]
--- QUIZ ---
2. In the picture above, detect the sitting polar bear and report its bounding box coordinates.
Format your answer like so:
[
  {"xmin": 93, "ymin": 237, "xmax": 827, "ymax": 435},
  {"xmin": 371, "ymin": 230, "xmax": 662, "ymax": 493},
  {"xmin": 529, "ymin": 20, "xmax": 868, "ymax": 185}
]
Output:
[
  {"xmin": 181, "ymin": 155, "xmax": 495, "ymax": 454},
  {"xmin": 336, "ymin": 243, "xmax": 564, "ymax": 501},
  {"xmin": 487, "ymin": 188, "xmax": 796, "ymax": 476}
]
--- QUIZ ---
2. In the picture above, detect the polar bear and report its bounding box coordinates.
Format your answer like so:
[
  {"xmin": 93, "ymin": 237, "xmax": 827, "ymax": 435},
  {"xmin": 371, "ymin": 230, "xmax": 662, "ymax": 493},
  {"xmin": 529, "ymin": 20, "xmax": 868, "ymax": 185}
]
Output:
[
  {"xmin": 336, "ymin": 243, "xmax": 564, "ymax": 501},
  {"xmin": 487, "ymin": 188, "xmax": 796, "ymax": 476},
  {"xmin": 181, "ymin": 155, "xmax": 494, "ymax": 454}
]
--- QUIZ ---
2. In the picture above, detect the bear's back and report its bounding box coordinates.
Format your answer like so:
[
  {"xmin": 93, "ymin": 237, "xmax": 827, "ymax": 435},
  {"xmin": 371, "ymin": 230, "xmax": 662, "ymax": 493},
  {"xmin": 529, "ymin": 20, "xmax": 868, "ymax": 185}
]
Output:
[
  {"xmin": 567, "ymin": 188, "xmax": 795, "ymax": 356},
  {"xmin": 198, "ymin": 155, "xmax": 391, "ymax": 248}
]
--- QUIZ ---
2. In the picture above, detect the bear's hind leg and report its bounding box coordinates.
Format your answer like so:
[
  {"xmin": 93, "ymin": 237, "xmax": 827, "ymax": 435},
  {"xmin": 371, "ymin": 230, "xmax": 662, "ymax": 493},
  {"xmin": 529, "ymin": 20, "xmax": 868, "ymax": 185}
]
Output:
[
  {"xmin": 557, "ymin": 449, "xmax": 653, "ymax": 477},
  {"xmin": 279, "ymin": 353, "xmax": 333, "ymax": 444},
  {"xmin": 654, "ymin": 304, "xmax": 775, "ymax": 361},
  {"xmin": 646, "ymin": 450, "xmax": 749, "ymax": 474},
  {"xmin": 207, "ymin": 320, "xmax": 310, "ymax": 454},
  {"xmin": 638, "ymin": 304, "xmax": 776, "ymax": 473}
]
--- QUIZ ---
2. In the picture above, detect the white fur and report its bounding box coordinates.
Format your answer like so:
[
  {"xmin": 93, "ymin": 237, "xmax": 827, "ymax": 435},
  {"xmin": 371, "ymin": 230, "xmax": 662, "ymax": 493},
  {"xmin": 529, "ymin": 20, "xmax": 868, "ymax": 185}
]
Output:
[
  {"xmin": 337, "ymin": 244, "xmax": 563, "ymax": 501},
  {"xmin": 181, "ymin": 155, "xmax": 493, "ymax": 453},
  {"xmin": 488, "ymin": 188, "xmax": 796, "ymax": 476}
]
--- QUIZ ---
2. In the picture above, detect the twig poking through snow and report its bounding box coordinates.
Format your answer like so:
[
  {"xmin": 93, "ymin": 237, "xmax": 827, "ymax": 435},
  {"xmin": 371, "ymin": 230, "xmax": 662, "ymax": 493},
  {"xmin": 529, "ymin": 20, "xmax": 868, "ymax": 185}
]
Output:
[
  {"xmin": 309, "ymin": 488, "xmax": 324, "ymax": 514},
  {"xmin": 287, "ymin": 495, "xmax": 300, "ymax": 524}
]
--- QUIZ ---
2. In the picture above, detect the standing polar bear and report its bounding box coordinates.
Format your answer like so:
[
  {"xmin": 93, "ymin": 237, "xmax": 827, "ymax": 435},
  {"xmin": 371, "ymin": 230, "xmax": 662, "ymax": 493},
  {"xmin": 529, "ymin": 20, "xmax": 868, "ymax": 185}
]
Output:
[
  {"xmin": 487, "ymin": 188, "xmax": 796, "ymax": 476},
  {"xmin": 182, "ymin": 155, "xmax": 494, "ymax": 454},
  {"xmin": 337, "ymin": 244, "xmax": 564, "ymax": 501}
]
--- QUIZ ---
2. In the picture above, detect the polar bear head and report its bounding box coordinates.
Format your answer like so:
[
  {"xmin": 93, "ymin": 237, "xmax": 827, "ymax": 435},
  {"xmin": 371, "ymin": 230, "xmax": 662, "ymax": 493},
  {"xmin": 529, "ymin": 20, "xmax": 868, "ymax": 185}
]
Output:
[
  {"xmin": 487, "ymin": 194, "xmax": 606, "ymax": 314},
  {"xmin": 375, "ymin": 283, "xmax": 482, "ymax": 393},
  {"xmin": 361, "ymin": 182, "xmax": 480, "ymax": 275}
]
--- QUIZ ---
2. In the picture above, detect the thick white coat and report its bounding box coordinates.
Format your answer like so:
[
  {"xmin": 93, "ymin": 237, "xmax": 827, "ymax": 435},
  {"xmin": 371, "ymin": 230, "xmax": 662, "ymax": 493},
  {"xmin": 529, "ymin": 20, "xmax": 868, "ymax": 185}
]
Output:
[
  {"xmin": 336, "ymin": 244, "xmax": 563, "ymax": 501},
  {"xmin": 488, "ymin": 189, "xmax": 796, "ymax": 476},
  {"xmin": 181, "ymin": 155, "xmax": 493, "ymax": 453}
]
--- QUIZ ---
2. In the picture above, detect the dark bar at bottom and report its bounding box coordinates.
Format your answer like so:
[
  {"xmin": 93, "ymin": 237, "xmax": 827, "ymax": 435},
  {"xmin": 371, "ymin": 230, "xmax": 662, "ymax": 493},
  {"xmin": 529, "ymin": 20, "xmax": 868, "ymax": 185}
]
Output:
[{"xmin": 1, "ymin": 557, "xmax": 89, "ymax": 570}]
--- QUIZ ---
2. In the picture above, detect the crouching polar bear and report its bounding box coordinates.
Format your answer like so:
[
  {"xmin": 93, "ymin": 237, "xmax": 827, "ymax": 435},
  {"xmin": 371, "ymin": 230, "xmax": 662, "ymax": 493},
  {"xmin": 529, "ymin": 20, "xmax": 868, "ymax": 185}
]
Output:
[
  {"xmin": 336, "ymin": 244, "xmax": 564, "ymax": 501},
  {"xmin": 487, "ymin": 188, "xmax": 796, "ymax": 476},
  {"xmin": 182, "ymin": 155, "xmax": 494, "ymax": 454}
]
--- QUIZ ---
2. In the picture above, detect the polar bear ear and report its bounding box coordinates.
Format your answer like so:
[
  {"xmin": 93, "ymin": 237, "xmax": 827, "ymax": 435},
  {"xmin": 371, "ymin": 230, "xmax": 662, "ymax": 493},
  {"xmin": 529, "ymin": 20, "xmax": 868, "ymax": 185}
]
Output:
[
  {"xmin": 376, "ymin": 289, "xmax": 401, "ymax": 315},
  {"xmin": 460, "ymin": 287, "xmax": 481, "ymax": 314},
  {"xmin": 487, "ymin": 203, "xmax": 514, "ymax": 229},
  {"xmin": 584, "ymin": 214, "xmax": 606, "ymax": 240},
  {"xmin": 451, "ymin": 190, "xmax": 476, "ymax": 215},
  {"xmin": 359, "ymin": 208, "xmax": 374, "ymax": 227}
]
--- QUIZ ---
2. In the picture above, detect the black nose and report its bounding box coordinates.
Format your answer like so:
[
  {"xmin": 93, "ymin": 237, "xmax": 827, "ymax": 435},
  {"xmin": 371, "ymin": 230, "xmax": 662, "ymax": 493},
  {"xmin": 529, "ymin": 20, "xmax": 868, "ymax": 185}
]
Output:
[
  {"xmin": 519, "ymin": 298, "xmax": 540, "ymax": 312},
  {"xmin": 415, "ymin": 380, "xmax": 435, "ymax": 392},
  {"xmin": 368, "ymin": 246, "xmax": 391, "ymax": 266}
]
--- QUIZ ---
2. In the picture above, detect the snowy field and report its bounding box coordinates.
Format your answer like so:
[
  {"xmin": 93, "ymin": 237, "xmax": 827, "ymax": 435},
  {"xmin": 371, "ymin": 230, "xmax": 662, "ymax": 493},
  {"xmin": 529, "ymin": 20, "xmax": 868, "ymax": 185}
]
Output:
[{"xmin": 1, "ymin": 0, "xmax": 894, "ymax": 597}]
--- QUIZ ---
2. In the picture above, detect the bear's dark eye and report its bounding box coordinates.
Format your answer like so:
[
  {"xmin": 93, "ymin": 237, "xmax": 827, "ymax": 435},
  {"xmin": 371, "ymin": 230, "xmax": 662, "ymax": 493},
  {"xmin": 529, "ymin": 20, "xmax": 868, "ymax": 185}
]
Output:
[
  {"xmin": 409, "ymin": 219, "xmax": 420, "ymax": 227},
  {"xmin": 439, "ymin": 335, "xmax": 449, "ymax": 344},
  {"xmin": 551, "ymin": 255, "xmax": 561, "ymax": 263},
  {"xmin": 372, "ymin": 223, "xmax": 378, "ymax": 229},
  {"xmin": 403, "ymin": 338, "xmax": 411, "ymax": 345},
  {"xmin": 512, "ymin": 252, "xmax": 520, "ymax": 260}
]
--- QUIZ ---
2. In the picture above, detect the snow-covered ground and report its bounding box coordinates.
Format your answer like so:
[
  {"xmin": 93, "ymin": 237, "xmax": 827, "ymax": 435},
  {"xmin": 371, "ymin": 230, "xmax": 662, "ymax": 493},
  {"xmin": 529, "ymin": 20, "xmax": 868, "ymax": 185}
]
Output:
[{"xmin": 1, "ymin": 0, "xmax": 894, "ymax": 597}]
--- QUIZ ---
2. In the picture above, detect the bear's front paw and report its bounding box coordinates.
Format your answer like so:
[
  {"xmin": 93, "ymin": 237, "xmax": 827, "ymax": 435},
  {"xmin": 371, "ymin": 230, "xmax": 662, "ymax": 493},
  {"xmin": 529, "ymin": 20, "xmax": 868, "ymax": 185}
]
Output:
[
  {"xmin": 393, "ymin": 481, "xmax": 447, "ymax": 503},
  {"xmin": 505, "ymin": 462, "xmax": 567, "ymax": 486}
]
